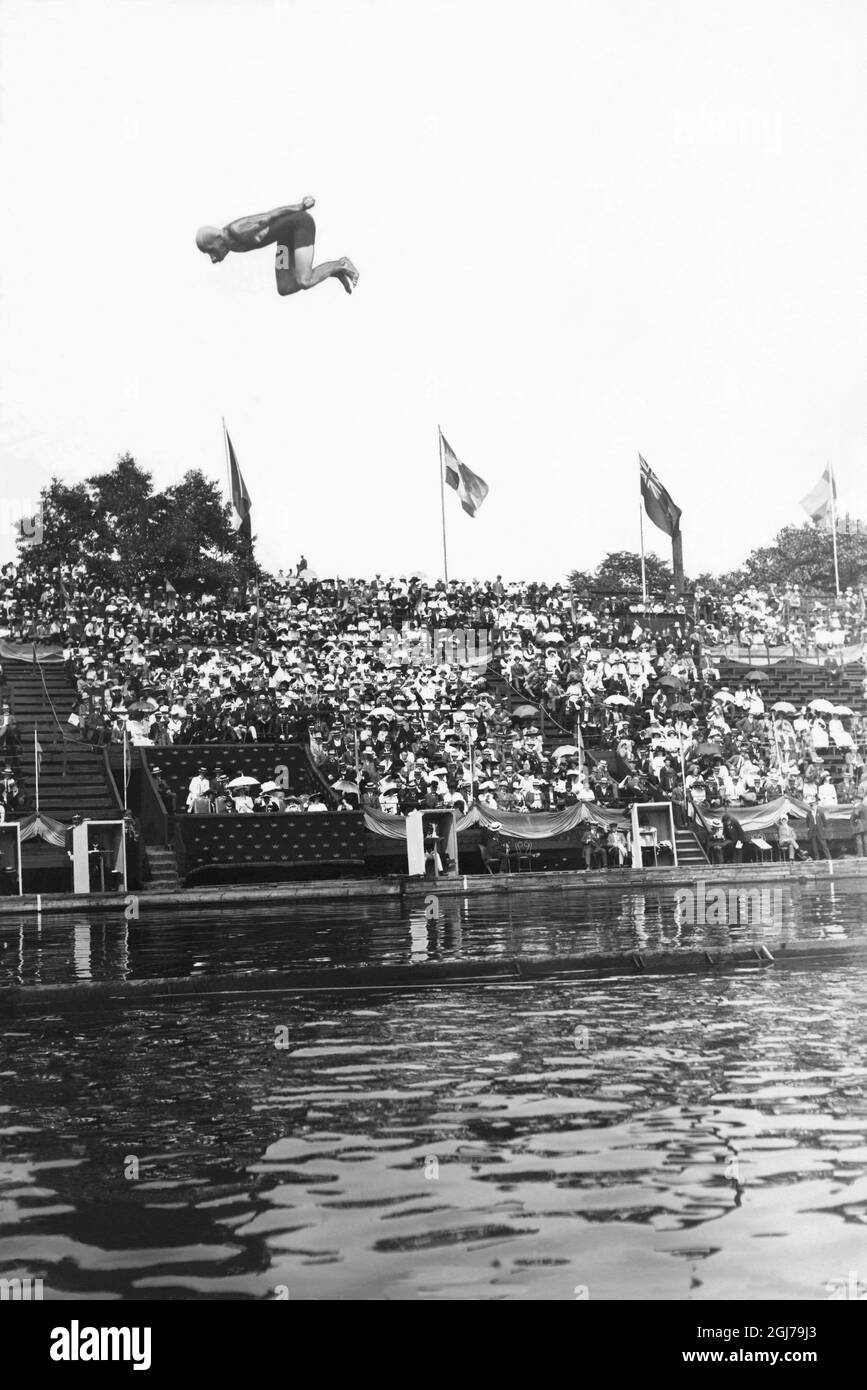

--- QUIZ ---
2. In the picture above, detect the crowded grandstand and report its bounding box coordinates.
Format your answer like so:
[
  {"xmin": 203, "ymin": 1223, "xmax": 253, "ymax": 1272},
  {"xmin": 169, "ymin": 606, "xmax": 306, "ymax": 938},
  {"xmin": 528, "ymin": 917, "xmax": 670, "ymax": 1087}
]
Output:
[{"xmin": 1, "ymin": 525, "xmax": 866, "ymax": 879}]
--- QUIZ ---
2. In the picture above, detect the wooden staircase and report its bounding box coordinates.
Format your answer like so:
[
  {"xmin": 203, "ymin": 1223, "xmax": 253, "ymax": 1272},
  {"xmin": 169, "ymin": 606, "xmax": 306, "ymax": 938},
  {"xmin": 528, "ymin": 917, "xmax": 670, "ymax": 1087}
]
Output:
[
  {"xmin": 143, "ymin": 844, "xmax": 181, "ymax": 892},
  {"xmin": 3, "ymin": 656, "xmax": 122, "ymax": 825},
  {"xmin": 675, "ymin": 827, "xmax": 709, "ymax": 866}
]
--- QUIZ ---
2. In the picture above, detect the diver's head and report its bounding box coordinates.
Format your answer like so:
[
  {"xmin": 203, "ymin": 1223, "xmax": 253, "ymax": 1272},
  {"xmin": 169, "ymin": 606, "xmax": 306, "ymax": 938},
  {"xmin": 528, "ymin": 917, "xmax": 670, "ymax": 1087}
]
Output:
[{"xmin": 196, "ymin": 226, "xmax": 229, "ymax": 263}]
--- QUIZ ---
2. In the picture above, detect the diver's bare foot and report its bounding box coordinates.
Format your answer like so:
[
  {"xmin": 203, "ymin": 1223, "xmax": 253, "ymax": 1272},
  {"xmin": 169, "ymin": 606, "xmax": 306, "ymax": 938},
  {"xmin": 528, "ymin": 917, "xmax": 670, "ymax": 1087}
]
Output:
[{"xmin": 337, "ymin": 257, "xmax": 359, "ymax": 293}]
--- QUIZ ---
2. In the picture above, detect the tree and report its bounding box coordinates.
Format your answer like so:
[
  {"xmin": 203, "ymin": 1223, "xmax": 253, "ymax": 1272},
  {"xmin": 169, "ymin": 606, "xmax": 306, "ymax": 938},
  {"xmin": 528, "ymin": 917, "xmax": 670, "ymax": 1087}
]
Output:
[
  {"xmin": 19, "ymin": 454, "xmax": 254, "ymax": 599},
  {"xmin": 741, "ymin": 523, "xmax": 867, "ymax": 591},
  {"xmin": 569, "ymin": 550, "xmax": 675, "ymax": 594}
]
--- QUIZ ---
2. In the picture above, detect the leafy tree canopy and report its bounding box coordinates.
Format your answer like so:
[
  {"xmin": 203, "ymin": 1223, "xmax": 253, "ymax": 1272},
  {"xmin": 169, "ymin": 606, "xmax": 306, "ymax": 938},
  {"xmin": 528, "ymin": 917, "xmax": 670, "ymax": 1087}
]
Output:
[
  {"xmin": 740, "ymin": 523, "xmax": 867, "ymax": 592},
  {"xmin": 569, "ymin": 551, "xmax": 674, "ymax": 595},
  {"xmin": 21, "ymin": 454, "xmax": 255, "ymax": 598}
]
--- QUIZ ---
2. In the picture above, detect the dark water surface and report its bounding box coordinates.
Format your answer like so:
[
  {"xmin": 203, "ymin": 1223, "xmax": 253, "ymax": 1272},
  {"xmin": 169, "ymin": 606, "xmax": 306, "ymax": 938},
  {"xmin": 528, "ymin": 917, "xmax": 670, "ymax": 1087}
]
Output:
[
  {"xmin": 2, "ymin": 881, "xmax": 867, "ymax": 1300},
  {"xmin": 2, "ymin": 877, "xmax": 867, "ymax": 987}
]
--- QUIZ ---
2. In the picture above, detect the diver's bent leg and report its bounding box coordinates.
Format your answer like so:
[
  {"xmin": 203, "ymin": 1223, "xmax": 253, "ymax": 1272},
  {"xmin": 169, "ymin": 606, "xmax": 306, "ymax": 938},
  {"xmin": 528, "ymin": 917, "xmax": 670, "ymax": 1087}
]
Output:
[
  {"xmin": 296, "ymin": 256, "xmax": 359, "ymax": 295},
  {"xmin": 275, "ymin": 244, "xmax": 302, "ymax": 296}
]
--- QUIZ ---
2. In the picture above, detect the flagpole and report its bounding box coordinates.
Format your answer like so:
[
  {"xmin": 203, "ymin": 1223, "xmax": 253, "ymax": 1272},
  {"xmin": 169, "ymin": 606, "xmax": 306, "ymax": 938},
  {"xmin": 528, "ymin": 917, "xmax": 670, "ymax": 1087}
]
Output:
[
  {"xmin": 123, "ymin": 723, "xmax": 129, "ymax": 811},
  {"xmin": 828, "ymin": 460, "xmax": 841, "ymax": 599},
  {"xmin": 638, "ymin": 457, "xmax": 647, "ymax": 605},
  {"xmin": 33, "ymin": 728, "xmax": 39, "ymax": 816},
  {"xmin": 222, "ymin": 416, "xmax": 231, "ymax": 500},
  {"xmin": 438, "ymin": 426, "xmax": 449, "ymax": 585}
]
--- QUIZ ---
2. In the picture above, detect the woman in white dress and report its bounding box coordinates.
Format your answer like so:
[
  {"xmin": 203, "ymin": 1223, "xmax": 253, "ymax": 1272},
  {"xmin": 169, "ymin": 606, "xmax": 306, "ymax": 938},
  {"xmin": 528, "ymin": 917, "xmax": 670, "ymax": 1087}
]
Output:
[{"xmin": 829, "ymin": 716, "xmax": 854, "ymax": 749}]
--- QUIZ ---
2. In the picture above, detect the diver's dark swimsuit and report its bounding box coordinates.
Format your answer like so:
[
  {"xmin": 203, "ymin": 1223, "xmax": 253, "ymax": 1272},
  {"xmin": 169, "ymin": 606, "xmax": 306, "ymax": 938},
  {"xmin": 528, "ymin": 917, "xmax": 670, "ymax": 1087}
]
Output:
[{"xmin": 225, "ymin": 210, "xmax": 315, "ymax": 252}]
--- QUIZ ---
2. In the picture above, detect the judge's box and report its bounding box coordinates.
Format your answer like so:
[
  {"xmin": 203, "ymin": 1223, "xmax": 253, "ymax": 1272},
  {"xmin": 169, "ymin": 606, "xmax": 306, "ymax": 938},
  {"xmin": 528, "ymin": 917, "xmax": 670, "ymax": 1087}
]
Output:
[
  {"xmin": 72, "ymin": 820, "xmax": 127, "ymax": 894},
  {"xmin": 0, "ymin": 823, "xmax": 23, "ymax": 895},
  {"xmin": 406, "ymin": 809, "xmax": 459, "ymax": 879}
]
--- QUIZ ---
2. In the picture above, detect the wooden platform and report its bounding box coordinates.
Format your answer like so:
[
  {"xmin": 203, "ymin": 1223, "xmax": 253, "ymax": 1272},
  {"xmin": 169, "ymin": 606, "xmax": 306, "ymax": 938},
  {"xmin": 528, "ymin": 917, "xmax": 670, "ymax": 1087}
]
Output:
[{"xmin": 0, "ymin": 856, "xmax": 864, "ymax": 916}]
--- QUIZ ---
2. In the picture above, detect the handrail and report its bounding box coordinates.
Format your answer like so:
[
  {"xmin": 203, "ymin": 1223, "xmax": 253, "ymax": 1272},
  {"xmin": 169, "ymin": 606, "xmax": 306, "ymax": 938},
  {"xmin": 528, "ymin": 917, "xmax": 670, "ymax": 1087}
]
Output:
[
  {"xmin": 100, "ymin": 745, "xmax": 126, "ymax": 815},
  {"xmin": 32, "ymin": 644, "xmax": 85, "ymax": 779},
  {"xmin": 139, "ymin": 751, "xmax": 169, "ymax": 847},
  {"xmin": 684, "ymin": 788, "xmax": 713, "ymax": 860},
  {"xmin": 489, "ymin": 659, "xmax": 574, "ymax": 738}
]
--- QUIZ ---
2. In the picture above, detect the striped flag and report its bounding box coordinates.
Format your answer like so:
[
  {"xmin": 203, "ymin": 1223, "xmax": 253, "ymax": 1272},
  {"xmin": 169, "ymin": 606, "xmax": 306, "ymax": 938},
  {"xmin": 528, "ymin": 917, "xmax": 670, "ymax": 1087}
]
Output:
[
  {"xmin": 225, "ymin": 427, "xmax": 252, "ymax": 538},
  {"xmin": 639, "ymin": 455, "xmax": 681, "ymax": 538},
  {"xmin": 800, "ymin": 465, "xmax": 836, "ymax": 530},
  {"xmin": 440, "ymin": 430, "xmax": 489, "ymax": 518}
]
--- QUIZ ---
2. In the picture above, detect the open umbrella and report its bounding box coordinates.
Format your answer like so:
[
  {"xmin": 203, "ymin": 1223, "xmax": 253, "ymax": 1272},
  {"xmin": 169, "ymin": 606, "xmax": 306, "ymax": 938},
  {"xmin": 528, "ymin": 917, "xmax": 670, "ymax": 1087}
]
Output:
[
  {"xmin": 672, "ymin": 702, "xmax": 694, "ymax": 714},
  {"xmin": 658, "ymin": 675, "xmax": 684, "ymax": 689},
  {"xmin": 604, "ymin": 694, "xmax": 633, "ymax": 706},
  {"xmin": 332, "ymin": 778, "xmax": 359, "ymax": 794},
  {"xmin": 228, "ymin": 775, "xmax": 260, "ymax": 788},
  {"xmin": 711, "ymin": 689, "xmax": 734, "ymax": 702},
  {"xmin": 552, "ymin": 744, "xmax": 580, "ymax": 758},
  {"xmin": 260, "ymin": 781, "xmax": 280, "ymax": 794},
  {"xmin": 772, "ymin": 701, "xmax": 797, "ymax": 714},
  {"xmin": 512, "ymin": 704, "xmax": 539, "ymax": 719},
  {"xmin": 833, "ymin": 705, "xmax": 854, "ymax": 717},
  {"xmin": 745, "ymin": 670, "xmax": 769, "ymax": 682},
  {"xmin": 369, "ymin": 706, "xmax": 396, "ymax": 719},
  {"xmin": 809, "ymin": 698, "xmax": 836, "ymax": 714}
]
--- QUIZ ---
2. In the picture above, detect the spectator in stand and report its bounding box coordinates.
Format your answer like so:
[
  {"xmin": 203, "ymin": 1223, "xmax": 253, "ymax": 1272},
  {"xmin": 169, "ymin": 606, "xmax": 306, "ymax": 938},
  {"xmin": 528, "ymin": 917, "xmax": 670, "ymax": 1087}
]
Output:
[
  {"xmin": 149, "ymin": 764, "xmax": 176, "ymax": 814},
  {"xmin": 186, "ymin": 766, "xmax": 211, "ymax": 811},
  {"xmin": 0, "ymin": 702, "xmax": 20, "ymax": 755}
]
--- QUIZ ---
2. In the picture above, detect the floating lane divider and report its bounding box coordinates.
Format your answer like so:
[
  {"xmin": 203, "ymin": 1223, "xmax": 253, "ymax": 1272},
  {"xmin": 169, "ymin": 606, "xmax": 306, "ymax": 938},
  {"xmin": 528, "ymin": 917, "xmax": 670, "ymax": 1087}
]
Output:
[{"xmin": 3, "ymin": 935, "xmax": 867, "ymax": 1011}]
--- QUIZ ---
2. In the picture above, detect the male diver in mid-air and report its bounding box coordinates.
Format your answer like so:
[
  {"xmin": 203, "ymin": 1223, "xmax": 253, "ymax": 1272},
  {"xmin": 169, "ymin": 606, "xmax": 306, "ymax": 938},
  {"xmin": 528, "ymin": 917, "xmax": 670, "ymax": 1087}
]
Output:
[{"xmin": 195, "ymin": 196, "xmax": 359, "ymax": 296}]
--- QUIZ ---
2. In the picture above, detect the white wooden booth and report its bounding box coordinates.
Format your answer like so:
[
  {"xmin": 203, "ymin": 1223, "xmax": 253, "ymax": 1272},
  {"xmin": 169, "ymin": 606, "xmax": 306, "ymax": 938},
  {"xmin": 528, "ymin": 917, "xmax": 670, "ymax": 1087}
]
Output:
[
  {"xmin": 72, "ymin": 819, "xmax": 127, "ymax": 894},
  {"xmin": 630, "ymin": 801, "xmax": 677, "ymax": 869},
  {"xmin": 0, "ymin": 823, "xmax": 23, "ymax": 895},
  {"xmin": 406, "ymin": 809, "xmax": 459, "ymax": 879}
]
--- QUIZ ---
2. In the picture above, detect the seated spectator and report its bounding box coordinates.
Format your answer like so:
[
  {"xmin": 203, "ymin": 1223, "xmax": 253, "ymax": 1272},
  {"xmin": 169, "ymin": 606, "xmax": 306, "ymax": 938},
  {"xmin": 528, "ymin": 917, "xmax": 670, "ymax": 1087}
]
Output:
[
  {"xmin": 605, "ymin": 825, "xmax": 629, "ymax": 867},
  {"xmin": 775, "ymin": 813, "xmax": 800, "ymax": 862},
  {"xmin": 185, "ymin": 766, "xmax": 210, "ymax": 811}
]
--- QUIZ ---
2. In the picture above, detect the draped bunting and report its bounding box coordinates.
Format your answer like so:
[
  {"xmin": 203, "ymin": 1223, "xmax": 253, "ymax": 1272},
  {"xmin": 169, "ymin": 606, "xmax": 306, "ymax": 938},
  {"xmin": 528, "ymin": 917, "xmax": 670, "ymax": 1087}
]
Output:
[
  {"xmin": 693, "ymin": 795, "xmax": 858, "ymax": 835},
  {"xmin": 18, "ymin": 811, "xmax": 69, "ymax": 845},
  {"xmin": 0, "ymin": 639, "xmax": 65, "ymax": 664},
  {"xmin": 364, "ymin": 801, "xmax": 630, "ymax": 841},
  {"xmin": 368, "ymin": 795, "xmax": 860, "ymax": 845}
]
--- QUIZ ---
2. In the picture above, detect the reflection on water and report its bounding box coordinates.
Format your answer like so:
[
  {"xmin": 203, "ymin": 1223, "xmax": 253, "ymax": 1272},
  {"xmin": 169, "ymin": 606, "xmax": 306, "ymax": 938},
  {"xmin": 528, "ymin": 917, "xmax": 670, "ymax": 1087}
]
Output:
[
  {"xmin": 3, "ymin": 879, "xmax": 867, "ymax": 988},
  {"xmin": 3, "ymin": 961, "xmax": 867, "ymax": 1299}
]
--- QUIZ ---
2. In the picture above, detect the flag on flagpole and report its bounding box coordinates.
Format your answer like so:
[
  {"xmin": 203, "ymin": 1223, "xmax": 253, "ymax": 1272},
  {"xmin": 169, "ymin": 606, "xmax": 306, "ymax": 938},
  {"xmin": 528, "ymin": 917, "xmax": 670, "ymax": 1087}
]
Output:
[
  {"xmin": 440, "ymin": 430, "xmax": 489, "ymax": 518},
  {"xmin": 639, "ymin": 455, "xmax": 682, "ymax": 538},
  {"xmin": 225, "ymin": 428, "xmax": 252, "ymax": 538},
  {"xmin": 800, "ymin": 466, "xmax": 836, "ymax": 530},
  {"xmin": 164, "ymin": 577, "xmax": 178, "ymax": 609}
]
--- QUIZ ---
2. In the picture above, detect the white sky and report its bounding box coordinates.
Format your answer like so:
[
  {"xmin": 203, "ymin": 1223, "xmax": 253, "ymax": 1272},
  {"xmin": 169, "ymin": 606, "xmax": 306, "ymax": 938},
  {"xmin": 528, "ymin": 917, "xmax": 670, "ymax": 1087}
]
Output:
[{"xmin": 1, "ymin": 0, "xmax": 866, "ymax": 583}]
